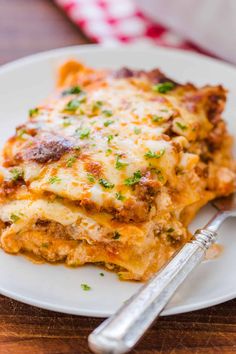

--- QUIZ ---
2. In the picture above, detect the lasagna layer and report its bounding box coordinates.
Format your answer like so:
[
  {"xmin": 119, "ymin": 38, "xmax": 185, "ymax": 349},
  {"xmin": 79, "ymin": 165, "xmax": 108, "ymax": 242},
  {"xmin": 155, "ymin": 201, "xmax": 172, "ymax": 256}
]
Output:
[{"xmin": 0, "ymin": 61, "xmax": 235, "ymax": 280}]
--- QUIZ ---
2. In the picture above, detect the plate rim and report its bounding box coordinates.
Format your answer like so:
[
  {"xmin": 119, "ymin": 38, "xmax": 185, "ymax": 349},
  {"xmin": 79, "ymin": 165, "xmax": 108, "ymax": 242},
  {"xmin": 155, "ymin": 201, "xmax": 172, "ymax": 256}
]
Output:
[
  {"xmin": 0, "ymin": 44, "xmax": 236, "ymax": 317},
  {"xmin": 1, "ymin": 43, "xmax": 236, "ymax": 75},
  {"xmin": 0, "ymin": 273, "xmax": 235, "ymax": 318}
]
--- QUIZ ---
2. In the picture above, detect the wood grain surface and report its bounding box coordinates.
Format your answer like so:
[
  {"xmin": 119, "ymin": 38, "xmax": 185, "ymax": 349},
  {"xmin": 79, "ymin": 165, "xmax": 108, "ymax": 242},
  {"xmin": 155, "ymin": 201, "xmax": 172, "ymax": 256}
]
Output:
[{"xmin": 0, "ymin": 0, "xmax": 235, "ymax": 353}]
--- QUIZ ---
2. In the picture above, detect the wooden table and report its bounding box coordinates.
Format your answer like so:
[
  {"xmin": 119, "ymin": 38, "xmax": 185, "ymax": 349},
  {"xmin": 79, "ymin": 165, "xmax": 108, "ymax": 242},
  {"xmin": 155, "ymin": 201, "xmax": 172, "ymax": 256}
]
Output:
[{"xmin": 0, "ymin": 0, "xmax": 235, "ymax": 353}]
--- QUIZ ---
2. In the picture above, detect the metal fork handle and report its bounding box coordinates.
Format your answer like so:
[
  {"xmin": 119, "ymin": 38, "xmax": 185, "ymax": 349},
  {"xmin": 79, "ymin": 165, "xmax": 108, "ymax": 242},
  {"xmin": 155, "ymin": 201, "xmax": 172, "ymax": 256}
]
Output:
[{"xmin": 88, "ymin": 228, "xmax": 217, "ymax": 354}]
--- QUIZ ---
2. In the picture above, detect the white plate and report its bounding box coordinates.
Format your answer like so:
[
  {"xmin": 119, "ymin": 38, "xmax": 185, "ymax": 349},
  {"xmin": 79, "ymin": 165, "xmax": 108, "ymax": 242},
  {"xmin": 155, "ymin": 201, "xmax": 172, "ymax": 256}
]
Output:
[{"xmin": 0, "ymin": 45, "xmax": 236, "ymax": 317}]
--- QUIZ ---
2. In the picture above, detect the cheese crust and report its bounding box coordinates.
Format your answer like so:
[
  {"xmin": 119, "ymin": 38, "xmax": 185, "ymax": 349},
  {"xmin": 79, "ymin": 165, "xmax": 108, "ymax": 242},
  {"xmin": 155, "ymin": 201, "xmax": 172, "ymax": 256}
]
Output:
[{"xmin": 0, "ymin": 61, "xmax": 235, "ymax": 280}]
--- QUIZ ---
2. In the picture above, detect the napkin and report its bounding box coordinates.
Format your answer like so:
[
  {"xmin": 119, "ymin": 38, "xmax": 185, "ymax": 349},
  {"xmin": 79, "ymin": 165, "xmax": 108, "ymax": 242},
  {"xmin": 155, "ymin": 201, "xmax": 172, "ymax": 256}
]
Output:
[
  {"xmin": 136, "ymin": 0, "xmax": 236, "ymax": 63},
  {"xmin": 55, "ymin": 0, "xmax": 203, "ymax": 53}
]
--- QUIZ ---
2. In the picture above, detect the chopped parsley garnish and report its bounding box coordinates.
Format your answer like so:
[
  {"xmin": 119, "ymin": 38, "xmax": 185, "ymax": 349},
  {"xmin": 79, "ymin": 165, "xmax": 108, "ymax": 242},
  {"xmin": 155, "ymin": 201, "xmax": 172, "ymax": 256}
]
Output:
[
  {"xmin": 48, "ymin": 176, "xmax": 61, "ymax": 184},
  {"xmin": 104, "ymin": 120, "xmax": 114, "ymax": 127},
  {"xmin": 10, "ymin": 168, "xmax": 23, "ymax": 182},
  {"xmin": 107, "ymin": 135, "xmax": 114, "ymax": 143},
  {"xmin": 153, "ymin": 168, "xmax": 164, "ymax": 182},
  {"xmin": 152, "ymin": 115, "xmax": 163, "ymax": 123},
  {"xmin": 81, "ymin": 283, "xmax": 91, "ymax": 291},
  {"xmin": 175, "ymin": 122, "xmax": 187, "ymax": 131},
  {"xmin": 62, "ymin": 86, "xmax": 82, "ymax": 96},
  {"xmin": 95, "ymin": 100, "xmax": 103, "ymax": 107},
  {"xmin": 99, "ymin": 178, "xmax": 114, "ymax": 189},
  {"xmin": 87, "ymin": 173, "xmax": 95, "ymax": 183},
  {"xmin": 144, "ymin": 149, "xmax": 165, "ymax": 159},
  {"xmin": 160, "ymin": 109, "xmax": 169, "ymax": 113},
  {"xmin": 153, "ymin": 82, "xmax": 175, "ymax": 94},
  {"xmin": 167, "ymin": 227, "xmax": 175, "ymax": 233},
  {"xmin": 29, "ymin": 107, "xmax": 39, "ymax": 118},
  {"xmin": 65, "ymin": 99, "xmax": 81, "ymax": 112},
  {"xmin": 92, "ymin": 101, "xmax": 104, "ymax": 113},
  {"xmin": 100, "ymin": 272, "xmax": 104, "ymax": 277},
  {"xmin": 41, "ymin": 242, "xmax": 49, "ymax": 248},
  {"xmin": 102, "ymin": 110, "xmax": 113, "ymax": 117},
  {"xmin": 124, "ymin": 170, "xmax": 142, "ymax": 186},
  {"xmin": 62, "ymin": 117, "xmax": 72, "ymax": 127},
  {"xmin": 17, "ymin": 129, "xmax": 27, "ymax": 138},
  {"xmin": 106, "ymin": 148, "xmax": 112, "ymax": 156},
  {"xmin": 74, "ymin": 146, "xmax": 81, "ymax": 151},
  {"xmin": 10, "ymin": 213, "xmax": 21, "ymax": 223},
  {"xmin": 134, "ymin": 127, "xmax": 141, "ymax": 134},
  {"xmin": 113, "ymin": 231, "xmax": 121, "ymax": 240},
  {"xmin": 115, "ymin": 192, "xmax": 125, "ymax": 201},
  {"xmin": 115, "ymin": 155, "xmax": 128, "ymax": 170},
  {"xmin": 66, "ymin": 156, "xmax": 77, "ymax": 167},
  {"xmin": 76, "ymin": 127, "xmax": 90, "ymax": 139}
]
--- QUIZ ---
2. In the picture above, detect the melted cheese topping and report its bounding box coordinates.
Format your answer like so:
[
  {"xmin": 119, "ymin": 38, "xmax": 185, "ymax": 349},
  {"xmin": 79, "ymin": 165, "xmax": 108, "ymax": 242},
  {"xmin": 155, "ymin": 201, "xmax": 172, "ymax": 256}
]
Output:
[
  {"xmin": 26, "ymin": 82, "xmax": 177, "ymax": 208},
  {"xmin": 0, "ymin": 61, "xmax": 235, "ymax": 280}
]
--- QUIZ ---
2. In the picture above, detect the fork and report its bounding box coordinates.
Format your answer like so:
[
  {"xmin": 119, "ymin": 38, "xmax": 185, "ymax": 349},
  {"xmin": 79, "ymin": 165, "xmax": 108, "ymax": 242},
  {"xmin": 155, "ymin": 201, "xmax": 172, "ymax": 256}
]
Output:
[{"xmin": 88, "ymin": 193, "xmax": 236, "ymax": 354}]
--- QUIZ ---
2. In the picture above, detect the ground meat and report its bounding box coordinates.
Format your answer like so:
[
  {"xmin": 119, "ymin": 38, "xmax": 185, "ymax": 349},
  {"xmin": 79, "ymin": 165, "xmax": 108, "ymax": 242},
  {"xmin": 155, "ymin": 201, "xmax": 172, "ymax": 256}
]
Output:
[
  {"xmin": 22, "ymin": 135, "xmax": 73, "ymax": 163},
  {"xmin": 112, "ymin": 67, "xmax": 179, "ymax": 85},
  {"xmin": 0, "ymin": 179, "xmax": 25, "ymax": 198},
  {"xmin": 112, "ymin": 67, "xmax": 136, "ymax": 79},
  {"xmin": 207, "ymin": 89, "xmax": 226, "ymax": 124},
  {"xmin": 143, "ymin": 69, "xmax": 178, "ymax": 85},
  {"xmin": 115, "ymin": 199, "xmax": 150, "ymax": 223},
  {"xmin": 208, "ymin": 120, "xmax": 227, "ymax": 150},
  {"xmin": 35, "ymin": 220, "xmax": 73, "ymax": 240},
  {"xmin": 134, "ymin": 172, "xmax": 161, "ymax": 202},
  {"xmin": 182, "ymin": 86, "xmax": 226, "ymax": 120}
]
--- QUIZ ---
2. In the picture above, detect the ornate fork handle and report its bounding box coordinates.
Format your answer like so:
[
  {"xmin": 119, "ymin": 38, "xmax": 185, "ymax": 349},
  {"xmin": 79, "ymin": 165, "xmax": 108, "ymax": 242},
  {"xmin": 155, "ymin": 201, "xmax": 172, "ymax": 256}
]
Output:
[{"xmin": 88, "ymin": 229, "xmax": 217, "ymax": 354}]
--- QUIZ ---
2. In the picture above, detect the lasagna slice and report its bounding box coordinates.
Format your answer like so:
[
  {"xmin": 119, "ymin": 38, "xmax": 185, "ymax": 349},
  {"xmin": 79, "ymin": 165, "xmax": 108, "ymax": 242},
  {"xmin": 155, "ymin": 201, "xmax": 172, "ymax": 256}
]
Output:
[{"xmin": 0, "ymin": 61, "xmax": 235, "ymax": 281}]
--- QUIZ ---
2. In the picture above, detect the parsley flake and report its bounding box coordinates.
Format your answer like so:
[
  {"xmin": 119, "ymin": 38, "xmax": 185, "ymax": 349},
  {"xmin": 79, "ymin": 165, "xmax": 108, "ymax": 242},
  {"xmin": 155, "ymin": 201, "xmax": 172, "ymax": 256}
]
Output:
[
  {"xmin": 152, "ymin": 115, "xmax": 163, "ymax": 123},
  {"xmin": 62, "ymin": 86, "xmax": 82, "ymax": 96},
  {"xmin": 66, "ymin": 156, "xmax": 77, "ymax": 167},
  {"xmin": 41, "ymin": 242, "xmax": 49, "ymax": 248},
  {"xmin": 99, "ymin": 178, "xmax": 114, "ymax": 189},
  {"xmin": 95, "ymin": 100, "xmax": 103, "ymax": 107},
  {"xmin": 87, "ymin": 173, "xmax": 95, "ymax": 183},
  {"xmin": 10, "ymin": 213, "xmax": 21, "ymax": 223},
  {"xmin": 10, "ymin": 168, "xmax": 23, "ymax": 182},
  {"xmin": 49, "ymin": 176, "xmax": 61, "ymax": 184},
  {"xmin": 115, "ymin": 192, "xmax": 125, "ymax": 201},
  {"xmin": 115, "ymin": 155, "xmax": 128, "ymax": 170},
  {"xmin": 104, "ymin": 120, "xmax": 114, "ymax": 127},
  {"xmin": 134, "ymin": 127, "xmax": 141, "ymax": 134},
  {"xmin": 62, "ymin": 117, "xmax": 72, "ymax": 127},
  {"xmin": 17, "ymin": 129, "xmax": 27, "ymax": 138},
  {"xmin": 100, "ymin": 272, "xmax": 104, "ymax": 277},
  {"xmin": 107, "ymin": 135, "xmax": 114, "ymax": 143},
  {"xmin": 106, "ymin": 148, "xmax": 112, "ymax": 156},
  {"xmin": 92, "ymin": 101, "xmax": 103, "ymax": 113},
  {"xmin": 113, "ymin": 231, "xmax": 121, "ymax": 240},
  {"xmin": 175, "ymin": 122, "xmax": 187, "ymax": 131},
  {"xmin": 29, "ymin": 108, "xmax": 39, "ymax": 118},
  {"xmin": 167, "ymin": 227, "xmax": 175, "ymax": 233},
  {"xmin": 144, "ymin": 149, "xmax": 165, "ymax": 159},
  {"xmin": 81, "ymin": 283, "xmax": 91, "ymax": 291},
  {"xmin": 102, "ymin": 110, "xmax": 113, "ymax": 117},
  {"xmin": 124, "ymin": 170, "xmax": 142, "ymax": 186},
  {"xmin": 153, "ymin": 168, "xmax": 164, "ymax": 182},
  {"xmin": 153, "ymin": 82, "xmax": 175, "ymax": 94},
  {"xmin": 76, "ymin": 127, "xmax": 90, "ymax": 139},
  {"xmin": 65, "ymin": 99, "xmax": 81, "ymax": 112}
]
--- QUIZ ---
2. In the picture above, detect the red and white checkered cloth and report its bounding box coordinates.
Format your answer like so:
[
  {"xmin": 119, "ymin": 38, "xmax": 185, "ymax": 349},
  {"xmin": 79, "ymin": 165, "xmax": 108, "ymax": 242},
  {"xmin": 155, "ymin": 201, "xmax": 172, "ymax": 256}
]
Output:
[{"xmin": 55, "ymin": 0, "xmax": 203, "ymax": 53}]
